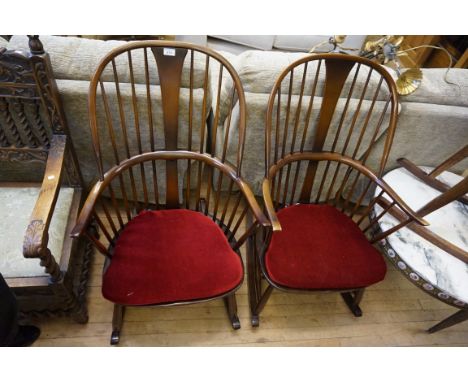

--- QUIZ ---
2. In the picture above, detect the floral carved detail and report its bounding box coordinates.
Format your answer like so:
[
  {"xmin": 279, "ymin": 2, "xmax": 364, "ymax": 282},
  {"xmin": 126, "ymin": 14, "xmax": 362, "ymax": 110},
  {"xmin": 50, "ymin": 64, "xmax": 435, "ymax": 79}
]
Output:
[
  {"xmin": 0, "ymin": 50, "xmax": 38, "ymax": 98},
  {"xmin": 23, "ymin": 220, "xmax": 46, "ymax": 258},
  {"xmin": 23, "ymin": 220, "xmax": 62, "ymax": 281}
]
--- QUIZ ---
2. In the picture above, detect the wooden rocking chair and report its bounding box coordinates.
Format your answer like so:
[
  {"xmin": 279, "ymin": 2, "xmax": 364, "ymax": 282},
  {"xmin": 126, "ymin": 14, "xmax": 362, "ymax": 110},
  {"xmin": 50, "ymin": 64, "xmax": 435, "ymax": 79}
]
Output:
[
  {"xmin": 70, "ymin": 41, "xmax": 268, "ymax": 344},
  {"xmin": 248, "ymin": 53, "xmax": 427, "ymax": 326}
]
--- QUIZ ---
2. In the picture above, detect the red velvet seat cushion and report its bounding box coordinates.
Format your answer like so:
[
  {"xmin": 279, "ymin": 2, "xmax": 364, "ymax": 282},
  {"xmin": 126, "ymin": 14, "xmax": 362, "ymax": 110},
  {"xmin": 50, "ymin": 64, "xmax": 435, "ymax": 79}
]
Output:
[
  {"xmin": 102, "ymin": 209, "xmax": 243, "ymax": 305},
  {"xmin": 265, "ymin": 204, "xmax": 386, "ymax": 290}
]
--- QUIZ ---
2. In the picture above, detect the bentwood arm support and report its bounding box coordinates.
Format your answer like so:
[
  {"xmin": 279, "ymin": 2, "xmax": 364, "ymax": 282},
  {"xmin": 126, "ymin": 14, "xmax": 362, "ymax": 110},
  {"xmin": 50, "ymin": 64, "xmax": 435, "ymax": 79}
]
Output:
[
  {"xmin": 262, "ymin": 152, "xmax": 429, "ymax": 240},
  {"xmin": 22, "ymin": 134, "xmax": 67, "ymax": 281},
  {"xmin": 72, "ymin": 151, "xmax": 270, "ymax": 241}
]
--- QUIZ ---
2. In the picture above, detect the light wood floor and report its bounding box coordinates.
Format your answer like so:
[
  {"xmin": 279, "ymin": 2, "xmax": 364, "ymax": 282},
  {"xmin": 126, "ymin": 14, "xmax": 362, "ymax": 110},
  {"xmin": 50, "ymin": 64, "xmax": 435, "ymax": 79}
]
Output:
[{"xmin": 32, "ymin": 243, "xmax": 468, "ymax": 346}]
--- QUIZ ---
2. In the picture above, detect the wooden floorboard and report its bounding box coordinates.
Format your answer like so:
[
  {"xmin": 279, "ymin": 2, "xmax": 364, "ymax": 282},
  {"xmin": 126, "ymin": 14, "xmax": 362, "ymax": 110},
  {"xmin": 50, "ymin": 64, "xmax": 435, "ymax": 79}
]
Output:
[
  {"xmin": 31, "ymin": 205, "xmax": 468, "ymax": 347},
  {"xmin": 31, "ymin": 255, "xmax": 468, "ymax": 346}
]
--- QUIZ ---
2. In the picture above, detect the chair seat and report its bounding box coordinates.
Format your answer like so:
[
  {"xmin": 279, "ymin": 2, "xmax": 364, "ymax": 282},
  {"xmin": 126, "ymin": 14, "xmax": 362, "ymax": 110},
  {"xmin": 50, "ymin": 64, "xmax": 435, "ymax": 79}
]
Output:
[
  {"xmin": 375, "ymin": 166, "xmax": 468, "ymax": 305},
  {"xmin": 0, "ymin": 186, "xmax": 75, "ymax": 278},
  {"xmin": 102, "ymin": 209, "xmax": 243, "ymax": 306},
  {"xmin": 265, "ymin": 204, "xmax": 386, "ymax": 290}
]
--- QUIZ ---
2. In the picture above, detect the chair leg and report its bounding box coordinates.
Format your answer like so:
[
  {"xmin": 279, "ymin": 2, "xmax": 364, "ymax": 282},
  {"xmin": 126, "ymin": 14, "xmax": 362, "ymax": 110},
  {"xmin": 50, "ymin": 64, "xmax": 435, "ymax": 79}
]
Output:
[
  {"xmin": 224, "ymin": 294, "xmax": 241, "ymax": 330},
  {"xmin": 71, "ymin": 303, "xmax": 88, "ymax": 324},
  {"xmin": 428, "ymin": 309, "xmax": 468, "ymax": 333},
  {"xmin": 111, "ymin": 304, "xmax": 125, "ymax": 345},
  {"xmin": 341, "ymin": 288, "xmax": 365, "ymax": 317},
  {"xmin": 247, "ymin": 231, "xmax": 262, "ymax": 327},
  {"xmin": 251, "ymin": 285, "xmax": 274, "ymax": 327}
]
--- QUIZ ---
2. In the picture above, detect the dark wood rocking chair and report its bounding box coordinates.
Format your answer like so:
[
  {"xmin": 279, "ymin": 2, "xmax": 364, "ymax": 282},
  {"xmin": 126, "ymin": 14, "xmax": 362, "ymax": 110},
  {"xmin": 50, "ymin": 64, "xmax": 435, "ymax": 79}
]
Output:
[
  {"xmin": 373, "ymin": 144, "xmax": 468, "ymax": 333},
  {"xmin": 0, "ymin": 36, "xmax": 91, "ymax": 323},
  {"xmin": 248, "ymin": 53, "xmax": 427, "ymax": 326},
  {"xmin": 71, "ymin": 41, "xmax": 268, "ymax": 344}
]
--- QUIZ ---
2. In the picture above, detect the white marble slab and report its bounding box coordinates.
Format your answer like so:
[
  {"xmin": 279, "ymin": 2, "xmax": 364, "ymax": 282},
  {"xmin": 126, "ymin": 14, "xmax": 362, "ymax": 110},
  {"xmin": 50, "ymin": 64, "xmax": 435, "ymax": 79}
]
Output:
[{"xmin": 375, "ymin": 166, "xmax": 468, "ymax": 304}]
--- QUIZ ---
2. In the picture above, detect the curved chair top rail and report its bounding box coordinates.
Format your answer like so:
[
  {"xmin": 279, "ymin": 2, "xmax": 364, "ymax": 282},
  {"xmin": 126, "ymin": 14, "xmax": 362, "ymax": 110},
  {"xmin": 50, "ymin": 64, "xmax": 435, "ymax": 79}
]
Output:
[
  {"xmin": 265, "ymin": 53, "xmax": 399, "ymax": 177},
  {"xmin": 88, "ymin": 40, "xmax": 247, "ymax": 180}
]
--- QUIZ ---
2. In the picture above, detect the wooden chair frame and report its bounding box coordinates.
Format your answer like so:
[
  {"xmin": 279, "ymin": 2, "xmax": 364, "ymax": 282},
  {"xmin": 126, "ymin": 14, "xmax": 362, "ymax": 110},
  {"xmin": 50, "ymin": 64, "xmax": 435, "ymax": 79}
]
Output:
[
  {"xmin": 70, "ymin": 41, "xmax": 268, "ymax": 344},
  {"xmin": 248, "ymin": 53, "xmax": 427, "ymax": 326},
  {"xmin": 0, "ymin": 36, "xmax": 91, "ymax": 323},
  {"xmin": 374, "ymin": 144, "xmax": 468, "ymax": 333}
]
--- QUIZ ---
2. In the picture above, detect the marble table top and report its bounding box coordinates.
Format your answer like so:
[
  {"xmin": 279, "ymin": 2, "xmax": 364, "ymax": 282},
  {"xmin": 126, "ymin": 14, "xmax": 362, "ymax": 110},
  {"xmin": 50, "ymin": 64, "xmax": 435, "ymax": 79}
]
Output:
[{"xmin": 375, "ymin": 166, "xmax": 468, "ymax": 304}]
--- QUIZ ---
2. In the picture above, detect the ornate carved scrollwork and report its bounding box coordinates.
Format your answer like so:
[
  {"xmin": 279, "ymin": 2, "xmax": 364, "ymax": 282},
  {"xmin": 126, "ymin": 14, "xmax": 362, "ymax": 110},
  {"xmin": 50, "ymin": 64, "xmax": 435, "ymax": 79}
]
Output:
[
  {"xmin": 0, "ymin": 97, "xmax": 24, "ymax": 146},
  {"xmin": 0, "ymin": 50, "xmax": 38, "ymax": 98},
  {"xmin": 12, "ymin": 99, "xmax": 40, "ymax": 147},
  {"xmin": 23, "ymin": 219, "xmax": 45, "ymax": 258},
  {"xmin": 0, "ymin": 123, "xmax": 9, "ymax": 146},
  {"xmin": 31, "ymin": 100, "xmax": 50, "ymax": 146},
  {"xmin": 32, "ymin": 59, "xmax": 65, "ymax": 134},
  {"xmin": 23, "ymin": 219, "xmax": 62, "ymax": 282},
  {"xmin": 0, "ymin": 148, "xmax": 47, "ymax": 162}
]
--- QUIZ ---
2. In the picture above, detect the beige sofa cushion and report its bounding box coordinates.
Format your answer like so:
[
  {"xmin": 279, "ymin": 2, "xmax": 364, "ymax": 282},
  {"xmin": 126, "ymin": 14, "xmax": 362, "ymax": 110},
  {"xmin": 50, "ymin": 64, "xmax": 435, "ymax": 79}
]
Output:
[
  {"xmin": 236, "ymin": 50, "xmax": 395, "ymax": 102},
  {"xmin": 7, "ymin": 35, "xmax": 209, "ymax": 88},
  {"xmin": 0, "ymin": 186, "xmax": 74, "ymax": 278},
  {"xmin": 273, "ymin": 35, "xmax": 366, "ymax": 52}
]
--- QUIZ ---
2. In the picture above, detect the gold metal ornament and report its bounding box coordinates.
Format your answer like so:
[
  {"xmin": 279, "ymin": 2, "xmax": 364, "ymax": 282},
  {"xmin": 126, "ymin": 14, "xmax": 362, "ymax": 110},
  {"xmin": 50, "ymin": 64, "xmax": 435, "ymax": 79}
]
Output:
[
  {"xmin": 388, "ymin": 35, "xmax": 404, "ymax": 48},
  {"xmin": 334, "ymin": 35, "xmax": 347, "ymax": 44},
  {"xmin": 395, "ymin": 68, "xmax": 423, "ymax": 95}
]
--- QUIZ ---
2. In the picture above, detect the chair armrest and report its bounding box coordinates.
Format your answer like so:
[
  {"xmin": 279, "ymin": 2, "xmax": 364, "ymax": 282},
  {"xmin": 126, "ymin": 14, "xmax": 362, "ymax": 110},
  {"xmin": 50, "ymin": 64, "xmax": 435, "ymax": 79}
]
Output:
[
  {"xmin": 237, "ymin": 179, "xmax": 270, "ymax": 228},
  {"xmin": 22, "ymin": 135, "xmax": 67, "ymax": 281},
  {"xmin": 262, "ymin": 178, "xmax": 282, "ymax": 232},
  {"xmin": 23, "ymin": 135, "xmax": 66, "ymax": 258},
  {"xmin": 374, "ymin": 176, "xmax": 429, "ymax": 227}
]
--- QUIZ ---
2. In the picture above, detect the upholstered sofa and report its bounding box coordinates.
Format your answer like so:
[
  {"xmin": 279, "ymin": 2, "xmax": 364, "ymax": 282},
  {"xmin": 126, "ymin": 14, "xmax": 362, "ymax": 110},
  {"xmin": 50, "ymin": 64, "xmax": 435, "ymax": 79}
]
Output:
[{"xmin": 2, "ymin": 35, "xmax": 467, "ymax": 194}]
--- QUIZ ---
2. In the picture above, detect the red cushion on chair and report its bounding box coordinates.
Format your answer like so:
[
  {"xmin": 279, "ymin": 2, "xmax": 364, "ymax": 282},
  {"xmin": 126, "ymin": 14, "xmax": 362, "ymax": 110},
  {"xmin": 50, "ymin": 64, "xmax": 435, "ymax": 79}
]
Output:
[
  {"xmin": 102, "ymin": 209, "xmax": 243, "ymax": 305},
  {"xmin": 265, "ymin": 204, "xmax": 386, "ymax": 290}
]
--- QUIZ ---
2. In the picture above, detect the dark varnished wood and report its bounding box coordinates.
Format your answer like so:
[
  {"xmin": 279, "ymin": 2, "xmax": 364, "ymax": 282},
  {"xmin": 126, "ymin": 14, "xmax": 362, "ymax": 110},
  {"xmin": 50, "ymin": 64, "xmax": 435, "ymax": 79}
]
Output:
[{"xmin": 428, "ymin": 309, "xmax": 468, "ymax": 333}]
